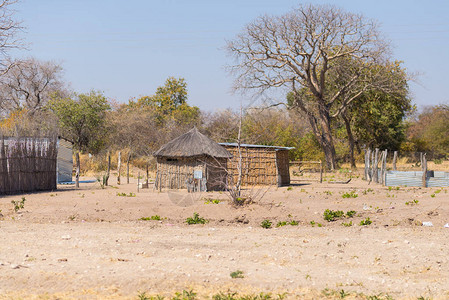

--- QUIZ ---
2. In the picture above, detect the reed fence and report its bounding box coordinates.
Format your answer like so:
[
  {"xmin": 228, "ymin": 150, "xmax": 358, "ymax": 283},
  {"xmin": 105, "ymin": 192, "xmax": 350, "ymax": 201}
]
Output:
[{"xmin": 0, "ymin": 136, "xmax": 57, "ymax": 195}]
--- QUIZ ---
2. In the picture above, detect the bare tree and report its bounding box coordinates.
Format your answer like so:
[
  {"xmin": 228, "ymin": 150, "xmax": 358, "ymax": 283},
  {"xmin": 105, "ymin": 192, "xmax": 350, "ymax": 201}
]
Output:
[
  {"xmin": 0, "ymin": 0, "xmax": 22, "ymax": 65},
  {"xmin": 0, "ymin": 58, "xmax": 65, "ymax": 115},
  {"xmin": 227, "ymin": 4, "xmax": 403, "ymax": 169}
]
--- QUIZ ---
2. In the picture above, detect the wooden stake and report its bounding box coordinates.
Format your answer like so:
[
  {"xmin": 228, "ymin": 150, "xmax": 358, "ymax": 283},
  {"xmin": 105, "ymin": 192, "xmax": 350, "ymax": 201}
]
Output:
[
  {"xmin": 75, "ymin": 151, "xmax": 80, "ymax": 188},
  {"xmin": 392, "ymin": 151, "xmax": 398, "ymax": 171},
  {"xmin": 126, "ymin": 152, "xmax": 131, "ymax": 184},
  {"xmin": 319, "ymin": 160, "xmax": 323, "ymax": 183},
  {"xmin": 422, "ymin": 153, "xmax": 427, "ymax": 188},
  {"xmin": 117, "ymin": 151, "xmax": 121, "ymax": 185},
  {"xmin": 373, "ymin": 148, "xmax": 379, "ymax": 183},
  {"xmin": 105, "ymin": 151, "xmax": 111, "ymax": 186}
]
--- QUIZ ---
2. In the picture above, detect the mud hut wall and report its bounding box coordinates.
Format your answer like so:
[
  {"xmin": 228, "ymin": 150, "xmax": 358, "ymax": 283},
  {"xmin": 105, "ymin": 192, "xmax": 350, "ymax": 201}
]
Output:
[
  {"xmin": 155, "ymin": 156, "xmax": 208, "ymax": 189},
  {"xmin": 224, "ymin": 146, "xmax": 278, "ymax": 185},
  {"xmin": 276, "ymin": 150, "xmax": 290, "ymax": 186}
]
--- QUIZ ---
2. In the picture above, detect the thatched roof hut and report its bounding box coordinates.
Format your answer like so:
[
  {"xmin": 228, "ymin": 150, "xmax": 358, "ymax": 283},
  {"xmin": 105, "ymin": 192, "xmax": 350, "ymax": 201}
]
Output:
[
  {"xmin": 154, "ymin": 127, "xmax": 231, "ymax": 159},
  {"xmin": 154, "ymin": 127, "xmax": 231, "ymax": 191}
]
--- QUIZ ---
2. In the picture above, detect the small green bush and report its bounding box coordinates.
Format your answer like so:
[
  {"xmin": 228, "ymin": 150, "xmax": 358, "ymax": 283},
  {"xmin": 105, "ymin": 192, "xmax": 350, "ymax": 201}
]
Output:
[
  {"xmin": 323, "ymin": 209, "xmax": 344, "ymax": 222},
  {"xmin": 276, "ymin": 221, "xmax": 288, "ymax": 227},
  {"xmin": 204, "ymin": 198, "xmax": 220, "ymax": 204},
  {"xmin": 342, "ymin": 221, "xmax": 352, "ymax": 227},
  {"xmin": 186, "ymin": 212, "xmax": 207, "ymax": 225},
  {"xmin": 346, "ymin": 210, "xmax": 356, "ymax": 218},
  {"xmin": 11, "ymin": 197, "xmax": 26, "ymax": 212},
  {"xmin": 261, "ymin": 219, "xmax": 272, "ymax": 229},
  {"xmin": 342, "ymin": 191, "xmax": 358, "ymax": 198},
  {"xmin": 230, "ymin": 270, "xmax": 244, "ymax": 278},
  {"xmin": 359, "ymin": 217, "xmax": 372, "ymax": 226}
]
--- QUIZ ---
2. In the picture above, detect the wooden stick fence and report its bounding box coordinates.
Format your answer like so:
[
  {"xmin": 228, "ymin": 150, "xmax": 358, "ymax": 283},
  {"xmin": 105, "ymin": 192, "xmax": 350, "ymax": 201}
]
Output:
[
  {"xmin": 0, "ymin": 136, "xmax": 57, "ymax": 195},
  {"xmin": 290, "ymin": 160, "xmax": 323, "ymax": 183},
  {"xmin": 364, "ymin": 149, "xmax": 435, "ymax": 187}
]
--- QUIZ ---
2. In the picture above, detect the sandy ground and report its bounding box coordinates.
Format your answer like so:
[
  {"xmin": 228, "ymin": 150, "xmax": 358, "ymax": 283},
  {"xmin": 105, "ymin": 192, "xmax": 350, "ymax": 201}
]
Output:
[{"xmin": 0, "ymin": 173, "xmax": 449, "ymax": 299}]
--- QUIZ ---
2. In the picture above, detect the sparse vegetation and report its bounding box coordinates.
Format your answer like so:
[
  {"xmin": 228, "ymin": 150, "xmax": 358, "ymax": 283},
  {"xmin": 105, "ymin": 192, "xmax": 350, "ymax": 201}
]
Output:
[
  {"xmin": 405, "ymin": 199, "xmax": 419, "ymax": 206},
  {"xmin": 116, "ymin": 192, "xmax": 136, "ymax": 197},
  {"xmin": 140, "ymin": 215, "xmax": 161, "ymax": 221},
  {"xmin": 11, "ymin": 197, "xmax": 26, "ymax": 212},
  {"xmin": 186, "ymin": 212, "xmax": 207, "ymax": 225},
  {"xmin": 323, "ymin": 209, "xmax": 344, "ymax": 222},
  {"xmin": 310, "ymin": 221, "xmax": 323, "ymax": 227},
  {"xmin": 204, "ymin": 198, "xmax": 220, "ymax": 204},
  {"xmin": 362, "ymin": 188, "xmax": 374, "ymax": 195},
  {"xmin": 261, "ymin": 219, "xmax": 272, "ymax": 229},
  {"xmin": 342, "ymin": 221, "xmax": 353, "ymax": 227},
  {"xmin": 342, "ymin": 190, "xmax": 358, "ymax": 198},
  {"xmin": 230, "ymin": 270, "xmax": 244, "ymax": 279},
  {"xmin": 323, "ymin": 209, "xmax": 356, "ymax": 222},
  {"xmin": 360, "ymin": 217, "xmax": 372, "ymax": 226}
]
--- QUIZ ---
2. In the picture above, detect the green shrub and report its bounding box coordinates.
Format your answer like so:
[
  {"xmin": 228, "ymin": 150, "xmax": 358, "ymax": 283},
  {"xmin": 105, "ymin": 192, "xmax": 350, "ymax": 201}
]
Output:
[
  {"xmin": 346, "ymin": 210, "xmax": 356, "ymax": 218},
  {"xmin": 359, "ymin": 217, "xmax": 372, "ymax": 226},
  {"xmin": 11, "ymin": 197, "xmax": 26, "ymax": 212},
  {"xmin": 276, "ymin": 221, "xmax": 288, "ymax": 227},
  {"xmin": 261, "ymin": 219, "xmax": 272, "ymax": 229},
  {"xmin": 323, "ymin": 209, "xmax": 344, "ymax": 222},
  {"xmin": 186, "ymin": 212, "xmax": 207, "ymax": 225},
  {"xmin": 230, "ymin": 270, "xmax": 244, "ymax": 279},
  {"xmin": 204, "ymin": 198, "xmax": 220, "ymax": 204},
  {"xmin": 342, "ymin": 221, "xmax": 352, "ymax": 227},
  {"xmin": 342, "ymin": 191, "xmax": 358, "ymax": 198}
]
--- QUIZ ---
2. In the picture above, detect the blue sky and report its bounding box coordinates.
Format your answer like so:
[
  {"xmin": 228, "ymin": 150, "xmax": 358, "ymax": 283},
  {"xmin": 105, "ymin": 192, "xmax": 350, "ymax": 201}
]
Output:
[{"xmin": 11, "ymin": 0, "xmax": 449, "ymax": 111}]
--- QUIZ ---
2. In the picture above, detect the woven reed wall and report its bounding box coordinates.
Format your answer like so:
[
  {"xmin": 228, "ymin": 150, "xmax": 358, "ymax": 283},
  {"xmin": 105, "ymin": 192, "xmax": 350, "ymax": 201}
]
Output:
[
  {"xmin": 155, "ymin": 156, "xmax": 227, "ymax": 190},
  {"xmin": 0, "ymin": 136, "xmax": 57, "ymax": 195},
  {"xmin": 224, "ymin": 146, "xmax": 290, "ymax": 186}
]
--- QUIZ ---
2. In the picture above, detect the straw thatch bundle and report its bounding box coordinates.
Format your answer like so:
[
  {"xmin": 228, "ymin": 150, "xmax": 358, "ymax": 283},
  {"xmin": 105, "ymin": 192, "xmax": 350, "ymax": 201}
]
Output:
[{"xmin": 154, "ymin": 127, "xmax": 232, "ymax": 159}]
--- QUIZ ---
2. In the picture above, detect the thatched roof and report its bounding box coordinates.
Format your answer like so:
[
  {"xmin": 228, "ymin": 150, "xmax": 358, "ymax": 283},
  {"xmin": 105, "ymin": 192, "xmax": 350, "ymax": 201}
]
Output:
[{"xmin": 153, "ymin": 127, "xmax": 232, "ymax": 158}]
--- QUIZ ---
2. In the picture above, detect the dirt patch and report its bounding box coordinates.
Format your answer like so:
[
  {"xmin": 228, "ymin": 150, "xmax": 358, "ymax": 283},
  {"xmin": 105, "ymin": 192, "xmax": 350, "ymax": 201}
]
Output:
[{"xmin": 0, "ymin": 176, "xmax": 448, "ymax": 299}]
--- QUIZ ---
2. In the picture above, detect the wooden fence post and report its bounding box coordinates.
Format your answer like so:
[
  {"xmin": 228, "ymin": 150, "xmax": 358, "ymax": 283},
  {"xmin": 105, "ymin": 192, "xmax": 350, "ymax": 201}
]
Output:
[
  {"xmin": 117, "ymin": 151, "xmax": 121, "ymax": 185},
  {"xmin": 392, "ymin": 151, "xmax": 398, "ymax": 171},
  {"xmin": 420, "ymin": 152, "xmax": 423, "ymax": 167},
  {"xmin": 105, "ymin": 151, "xmax": 111, "ymax": 186},
  {"xmin": 319, "ymin": 160, "xmax": 323, "ymax": 183},
  {"xmin": 364, "ymin": 149, "xmax": 368, "ymax": 181},
  {"xmin": 380, "ymin": 150, "xmax": 387, "ymax": 185},
  {"xmin": 373, "ymin": 148, "xmax": 379, "ymax": 183},
  {"xmin": 422, "ymin": 153, "xmax": 427, "ymax": 188},
  {"xmin": 75, "ymin": 151, "xmax": 80, "ymax": 188}
]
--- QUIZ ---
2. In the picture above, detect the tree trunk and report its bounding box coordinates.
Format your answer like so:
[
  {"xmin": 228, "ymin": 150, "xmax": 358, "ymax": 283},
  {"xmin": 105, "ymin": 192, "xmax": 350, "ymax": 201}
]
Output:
[
  {"xmin": 117, "ymin": 151, "xmax": 121, "ymax": 185},
  {"xmin": 342, "ymin": 113, "xmax": 357, "ymax": 168},
  {"xmin": 310, "ymin": 107, "xmax": 337, "ymax": 170},
  {"xmin": 292, "ymin": 92, "xmax": 337, "ymax": 170},
  {"xmin": 75, "ymin": 151, "xmax": 80, "ymax": 188}
]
